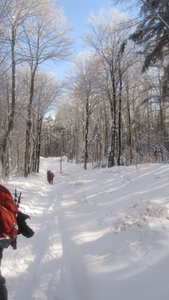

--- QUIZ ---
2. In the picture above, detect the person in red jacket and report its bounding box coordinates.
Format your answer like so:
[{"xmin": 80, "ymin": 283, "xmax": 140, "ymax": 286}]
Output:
[
  {"xmin": 49, "ymin": 171, "xmax": 54, "ymax": 184},
  {"xmin": 0, "ymin": 184, "xmax": 34, "ymax": 300},
  {"xmin": 47, "ymin": 170, "xmax": 54, "ymax": 184}
]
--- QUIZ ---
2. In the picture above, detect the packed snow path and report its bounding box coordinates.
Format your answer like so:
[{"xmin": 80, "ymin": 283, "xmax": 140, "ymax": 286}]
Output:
[{"xmin": 2, "ymin": 157, "xmax": 169, "ymax": 300}]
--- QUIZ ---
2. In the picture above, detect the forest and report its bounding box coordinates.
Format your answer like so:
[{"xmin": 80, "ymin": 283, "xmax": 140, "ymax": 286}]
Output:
[{"xmin": 0, "ymin": 0, "xmax": 168, "ymax": 178}]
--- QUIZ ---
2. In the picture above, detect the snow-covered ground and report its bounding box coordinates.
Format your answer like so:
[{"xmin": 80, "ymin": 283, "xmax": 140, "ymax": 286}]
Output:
[{"xmin": 2, "ymin": 157, "xmax": 169, "ymax": 300}]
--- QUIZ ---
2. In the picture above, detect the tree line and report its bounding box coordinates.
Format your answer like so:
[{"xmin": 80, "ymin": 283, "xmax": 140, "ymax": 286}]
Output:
[
  {"xmin": 45, "ymin": 1, "xmax": 169, "ymax": 169},
  {"xmin": 0, "ymin": 0, "xmax": 72, "ymax": 178}
]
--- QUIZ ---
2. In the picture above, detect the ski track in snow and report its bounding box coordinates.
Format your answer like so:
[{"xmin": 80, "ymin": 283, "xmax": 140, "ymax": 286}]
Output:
[
  {"xmin": 56, "ymin": 177, "xmax": 94, "ymax": 300},
  {"xmin": 24, "ymin": 163, "xmax": 68, "ymax": 300},
  {"xmin": 3, "ymin": 158, "xmax": 94, "ymax": 300}
]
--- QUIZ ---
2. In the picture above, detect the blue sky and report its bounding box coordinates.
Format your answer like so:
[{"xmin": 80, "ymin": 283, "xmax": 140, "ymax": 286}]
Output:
[
  {"xmin": 60, "ymin": 0, "xmax": 113, "ymax": 51},
  {"xmin": 42, "ymin": 0, "xmax": 114, "ymax": 80}
]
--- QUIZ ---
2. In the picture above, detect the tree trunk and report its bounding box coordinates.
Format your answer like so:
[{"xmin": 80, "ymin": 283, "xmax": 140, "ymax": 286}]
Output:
[
  {"xmin": 108, "ymin": 71, "xmax": 117, "ymax": 168},
  {"xmin": 84, "ymin": 98, "xmax": 89, "ymax": 170},
  {"xmin": 117, "ymin": 61, "xmax": 122, "ymax": 166},
  {"xmin": 24, "ymin": 69, "xmax": 36, "ymax": 177},
  {"xmin": 0, "ymin": 28, "xmax": 16, "ymax": 178},
  {"xmin": 35, "ymin": 116, "xmax": 43, "ymax": 173},
  {"xmin": 126, "ymin": 81, "xmax": 132, "ymax": 165}
]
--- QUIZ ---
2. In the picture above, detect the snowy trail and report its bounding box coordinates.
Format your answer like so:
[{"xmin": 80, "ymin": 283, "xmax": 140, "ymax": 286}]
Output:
[
  {"xmin": 3, "ymin": 157, "xmax": 95, "ymax": 300},
  {"xmin": 2, "ymin": 158, "xmax": 169, "ymax": 300},
  {"xmin": 56, "ymin": 176, "xmax": 94, "ymax": 300},
  {"xmin": 25, "ymin": 159, "xmax": 94, "ymax": 300},
  {"xmin": 24, "ymin": 162, "xmax": 66, "ymax": 300},
  {"xmin": 28, "ymin": 190, "xmax": 61, "ymax": 300},
  {"xmin": 2, "ymin": 159, "xmax": 65, "ymax": 300}
]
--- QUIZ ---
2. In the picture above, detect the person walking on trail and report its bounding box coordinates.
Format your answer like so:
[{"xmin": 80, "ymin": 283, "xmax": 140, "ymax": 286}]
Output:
[
  {"xmin": 0, "ymin": 184, "xmax": 34, "ymax": 300},
  {"xmin": 47, "ymin": 170, "xmax": 54, "ymax": 184},
  {"xmin": 49, "ymin": 171, "xmax": 54, "ymax": 184}
]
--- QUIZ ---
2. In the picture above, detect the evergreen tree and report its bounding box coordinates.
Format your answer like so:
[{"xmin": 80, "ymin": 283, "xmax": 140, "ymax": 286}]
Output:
[{"xmin": 130, "ymin": 0, "xmax": 169, "ymax": 72}]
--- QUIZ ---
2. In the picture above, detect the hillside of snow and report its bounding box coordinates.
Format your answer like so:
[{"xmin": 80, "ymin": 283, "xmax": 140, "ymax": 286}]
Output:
[{"xmin": 1, "ymin": 157, "xmax": 169, "ymax": 300}]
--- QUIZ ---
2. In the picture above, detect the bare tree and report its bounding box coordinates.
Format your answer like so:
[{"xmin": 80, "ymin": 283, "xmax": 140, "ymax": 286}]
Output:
[
  {"xmin": 84, "ymin": 8, "xmax": 134, "ymax": 167},
  {"xmin": 0, "ymin": 0, "xmax": 36, "ymax": 178},
  {"xmin": 18, "ymin": 1, "xmax": 73, "ymax": 177},
  {"xmin": 31, "ymin": 72, "xmax": 63, "ymax": 173},
  {"xmin": 65, "ymin": 52, "xmax": 100, "ymax": 169}
]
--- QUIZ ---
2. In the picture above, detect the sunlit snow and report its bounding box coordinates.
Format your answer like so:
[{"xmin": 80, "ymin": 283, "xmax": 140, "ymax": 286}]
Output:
[{"xmin": 2, "ymin": 157, "xmax": 169, "ymax": 300}]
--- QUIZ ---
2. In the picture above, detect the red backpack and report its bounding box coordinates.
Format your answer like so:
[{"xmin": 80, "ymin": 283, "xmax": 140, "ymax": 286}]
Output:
[{"xmin": 0, "ymin": 184, "xmax": 18, "ymax": 245}]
